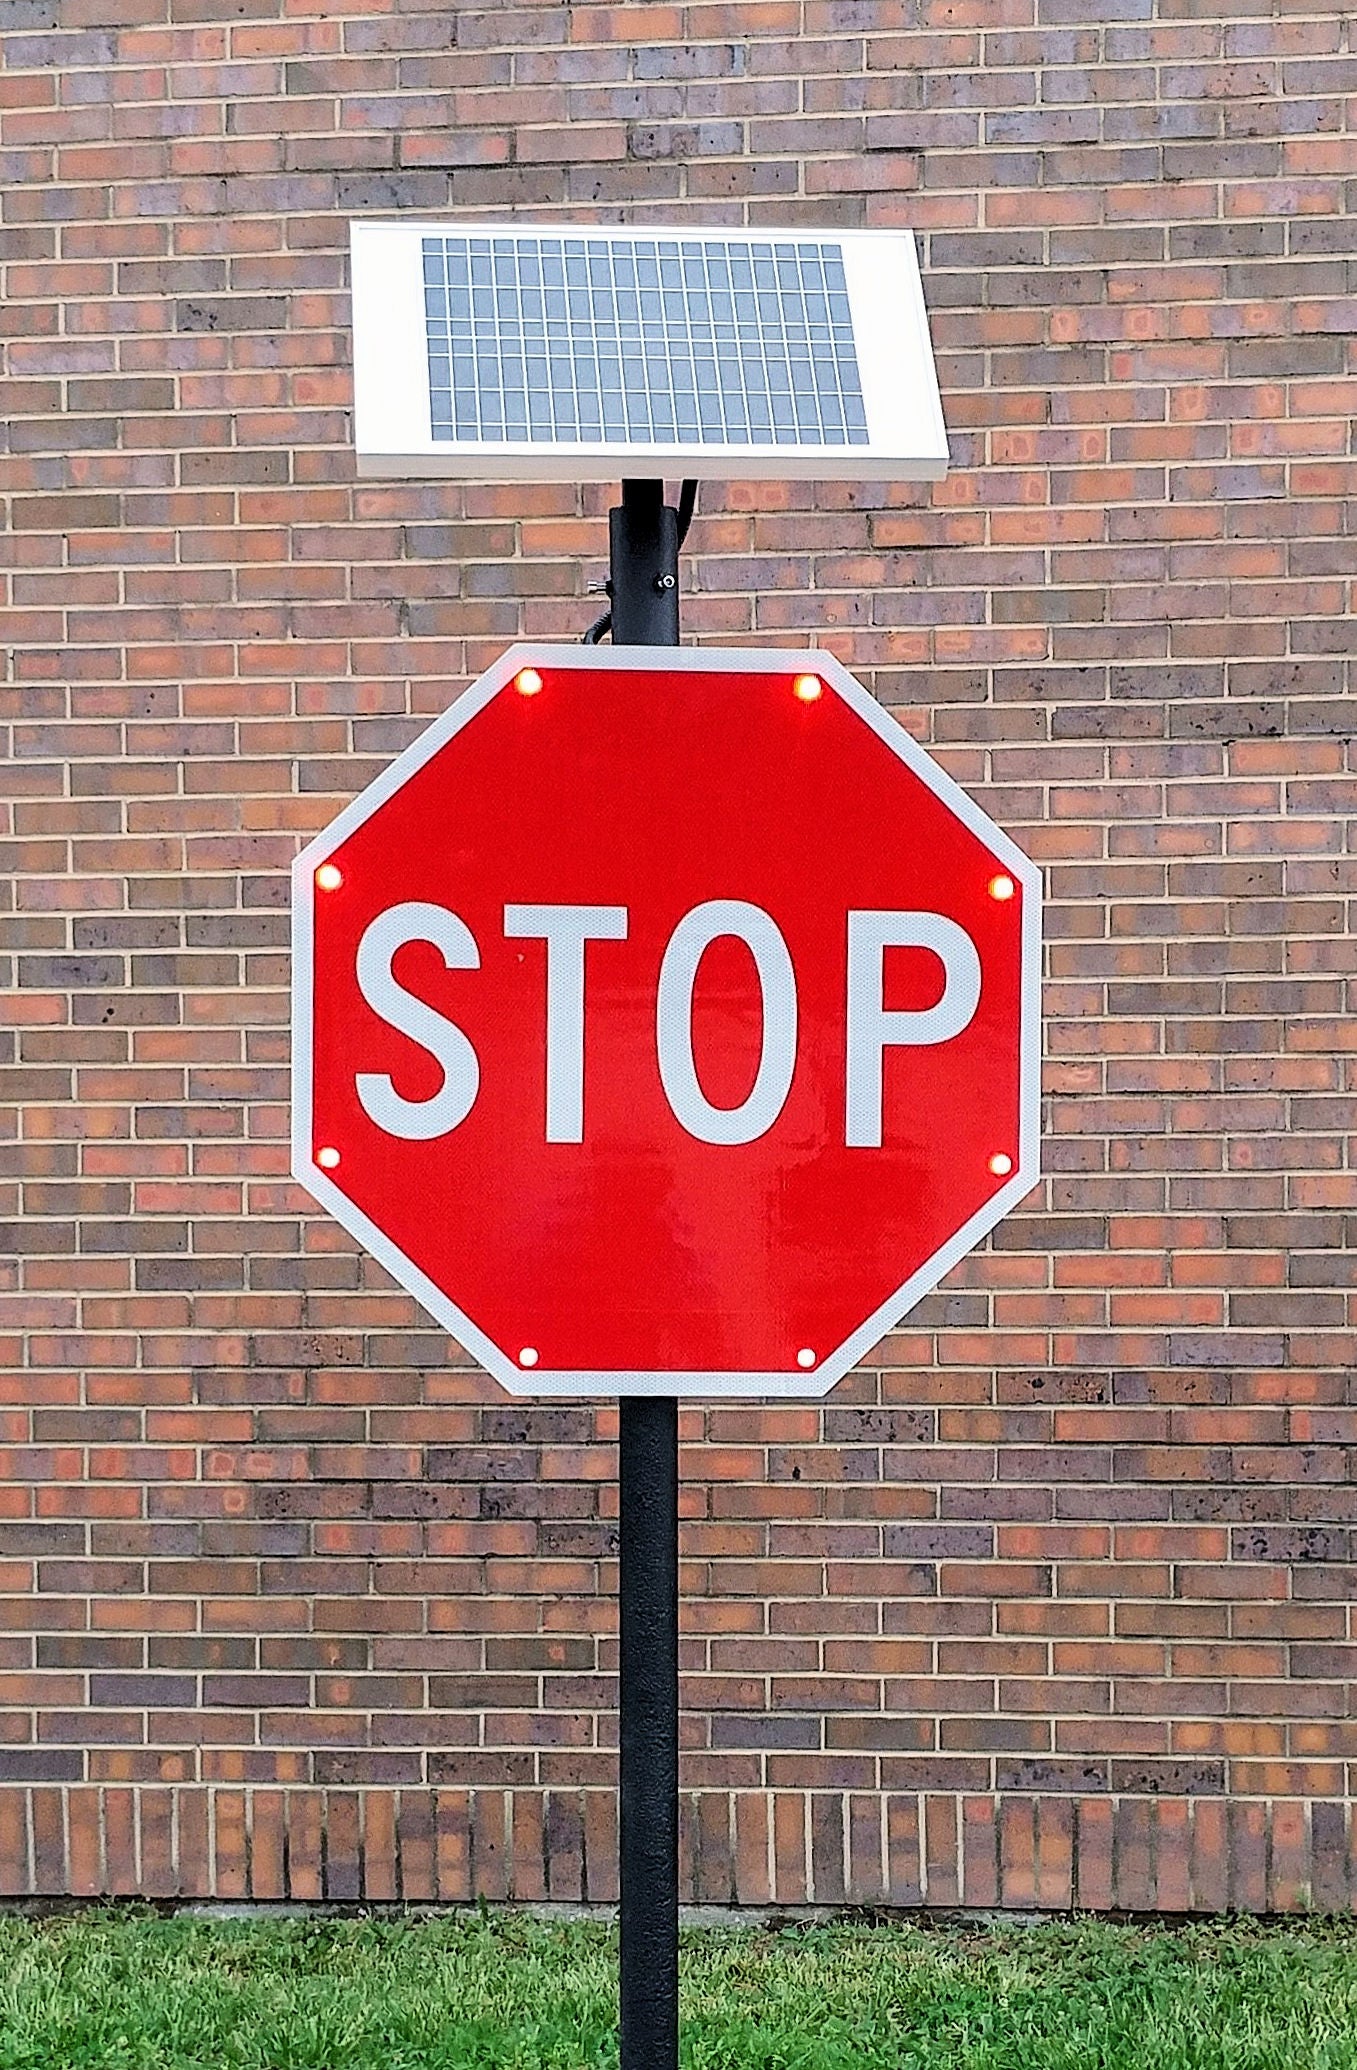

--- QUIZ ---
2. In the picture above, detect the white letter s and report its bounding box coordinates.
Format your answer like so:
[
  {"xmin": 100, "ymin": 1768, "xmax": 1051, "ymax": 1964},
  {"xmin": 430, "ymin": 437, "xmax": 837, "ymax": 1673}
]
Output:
[{"xmin": 355, "ymin": 902, "xmax": 480, "ymax": 1139}]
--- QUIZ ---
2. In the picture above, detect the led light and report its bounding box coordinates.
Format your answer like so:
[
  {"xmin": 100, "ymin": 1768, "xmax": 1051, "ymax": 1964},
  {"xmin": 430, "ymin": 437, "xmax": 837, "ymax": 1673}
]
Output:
[
  {"xmin": 988, "ymin": 874, "xmax": 1015, "ymax": 901},
  {"xmin": 515, "ymin": 667, "xmax": 544, "ymax": 697},
  {"xmin": 518, "ymin": 1347, "xmax": 539, "ymax": 1368},
  {"xmin": 988, "ymin": 1152, "xmax": 1013, "ymax": 1177},
  {"xmin": 793, "ymin": 673, "xmax": 823, "ymax": 702},
  {"xmin": 316, "ymin": 862, "xmax": 343, "ymax": 892},
  {"xmin": 797, "ymin": 1348, "xmax": 817, "ymax": 1369},
  {"xmin": 317, "ymin": 1145, "xmax": 341, "ymax": 1170}
]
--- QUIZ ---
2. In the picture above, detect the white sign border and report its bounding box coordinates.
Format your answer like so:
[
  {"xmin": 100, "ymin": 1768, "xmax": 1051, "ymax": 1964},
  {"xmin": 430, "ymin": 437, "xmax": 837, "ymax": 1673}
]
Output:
[{"xmin": 292, "ymin": 644, "xmax": 1042, "ymax": 1398}]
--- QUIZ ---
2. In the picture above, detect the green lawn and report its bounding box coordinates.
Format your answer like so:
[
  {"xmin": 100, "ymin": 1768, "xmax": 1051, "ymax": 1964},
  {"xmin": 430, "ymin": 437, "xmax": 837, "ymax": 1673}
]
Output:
[{"xmin": 2, "ymin": 1907, "xmax": 1357, "ymax": 2068}]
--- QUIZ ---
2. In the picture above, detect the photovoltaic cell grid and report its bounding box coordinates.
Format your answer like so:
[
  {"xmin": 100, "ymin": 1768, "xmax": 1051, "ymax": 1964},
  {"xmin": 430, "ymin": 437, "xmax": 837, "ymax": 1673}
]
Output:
[{"xmin": 422, "ymin": 234, "xmax": 870, "ymax": 449}]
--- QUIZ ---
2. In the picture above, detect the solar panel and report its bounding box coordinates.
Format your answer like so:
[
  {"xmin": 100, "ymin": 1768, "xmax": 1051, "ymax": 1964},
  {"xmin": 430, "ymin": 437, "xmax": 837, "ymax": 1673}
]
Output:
[
  {"xmin": 352, "ymin": 221, "xmax": 947, "ymax": 483},
  {"xmin": 423, "ymin": 233, "xmax": 869, "ymax": 451}
]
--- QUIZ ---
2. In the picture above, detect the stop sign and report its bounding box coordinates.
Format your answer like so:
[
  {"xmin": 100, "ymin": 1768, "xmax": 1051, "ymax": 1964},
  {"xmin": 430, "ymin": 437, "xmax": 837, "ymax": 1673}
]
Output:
[{"xmin": 292, "ymin": 645, "xmax": 1040, "ymax": 1396}]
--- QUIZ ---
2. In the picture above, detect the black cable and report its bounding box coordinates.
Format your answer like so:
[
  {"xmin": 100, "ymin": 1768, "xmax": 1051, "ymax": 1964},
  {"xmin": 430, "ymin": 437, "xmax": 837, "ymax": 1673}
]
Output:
[
  {"xmin": 583, "ymin": 608, "xmax": 612, "ymax": 644},
  {"xmin": 675, "ymin": 478, "xmax": 697, "ymax": 547}
]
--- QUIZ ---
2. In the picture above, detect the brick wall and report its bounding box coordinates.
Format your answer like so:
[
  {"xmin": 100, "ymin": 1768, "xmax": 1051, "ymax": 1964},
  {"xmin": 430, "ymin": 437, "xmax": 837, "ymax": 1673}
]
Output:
[{"xmin": 1, "ymin": 0, "xmax": 1354, "ymax": 1909}]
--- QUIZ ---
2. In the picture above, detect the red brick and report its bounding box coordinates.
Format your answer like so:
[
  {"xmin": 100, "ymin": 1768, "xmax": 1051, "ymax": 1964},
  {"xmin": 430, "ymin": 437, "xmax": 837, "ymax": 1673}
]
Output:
[
  {"xmin": 67, "ymin": 1789, "xmax": 102, "ymax": 1898},
  {"xmin": 472, "ymin": 1790, "xmax": 509, "ymax": 1901},
  {"xmin": 1310, "ymin": 1801, "xmax": 1347, "ymax": 1913},
  {"xmin": 1155, "ymin": 1798, "xmax": 1191, "ymax": 1913},
  {"xmin": 139, "ymin": 1789, "xmax": 174, "ymax": 1899},
  {"xmin": 962, "ymin": 1797, "xmax": 998, "ymax": 1907},
  {"xmin": 583, "ymin": 1788, "xmax": 617, "ymax": 1904},
  {"xmin": 1036, "ymin": 1798, "xmax": 1074, "ymax": 1910},
  {"xmin": 104, "ymin": 1788, "xmax": 137, "ymax": 1895},
  {"xmin": 1075, "ymin": 1800, "xmax": 1114, "ymax": 1912},
  {"xmin": 772, "ymin": 1791, "xmax": 806, "ymax": 1906},
  {"xmin": 732, "ymin": 1791, "xmax": 769, "ymax": 1906},
  {"xmin": 1115, "ymin": 1798, "xmax": 1154, "ymax": 1910},
  {"xmin": 286, "ymin": 1791, "xmax": 322, "ymax": 1902},
  {"xmin": 998, "ymin": 1797, "xmax": 1036, "ymax": 1909},
  {"xmin": 325, "ymin": 1791, "xmax": 361, "ymax": 1901},
  {"xmin": 214, "ymin": 1789, "xmax": 247, "ymax": 1899},
  {"xmin": 177, "ymin": 1790, "xmax": 211, "ymax": 1900},
  {"xmin": 434, "ymin": 1788, "xmax": 471, "ymax": 1901},
  {"xmin": 0, "ymin": 1791, "xmax": 30, "ymax": 1897}
]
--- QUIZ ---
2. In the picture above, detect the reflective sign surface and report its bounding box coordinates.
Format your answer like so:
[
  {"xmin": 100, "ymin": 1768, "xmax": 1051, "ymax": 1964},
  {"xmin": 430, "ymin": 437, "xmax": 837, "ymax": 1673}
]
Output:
[{"xmin": 292, "ymin": 646, "xmax": 1041, "ymax": 1396}]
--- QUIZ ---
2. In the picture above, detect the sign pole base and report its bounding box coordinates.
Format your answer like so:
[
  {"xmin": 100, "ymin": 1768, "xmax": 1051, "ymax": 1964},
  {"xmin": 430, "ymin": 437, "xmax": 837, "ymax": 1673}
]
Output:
[
  {"xmin": 618, "ymin": 1394, "xmax": 679, "ymax": 2067},
  {"xmin": 614, "ymin": 478, "xmax": 681, "ymax": 2070}
]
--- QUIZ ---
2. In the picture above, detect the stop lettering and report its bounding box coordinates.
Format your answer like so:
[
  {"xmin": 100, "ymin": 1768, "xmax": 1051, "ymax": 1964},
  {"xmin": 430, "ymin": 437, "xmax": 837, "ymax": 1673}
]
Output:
[
  {"xmin": 352, "ymin": 896, "xmax": 981, "ymax": 1150},
  {"xmin": 292, "ymin": 645, "xmax": 1041, "ymax": 1396}
]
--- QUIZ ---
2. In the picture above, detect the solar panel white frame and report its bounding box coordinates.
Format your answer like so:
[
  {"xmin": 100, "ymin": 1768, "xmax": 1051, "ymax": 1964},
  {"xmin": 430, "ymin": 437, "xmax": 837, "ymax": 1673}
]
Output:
[{"xmin": 351, "ymin": 221, "xmax": 949, "ymax": 483}]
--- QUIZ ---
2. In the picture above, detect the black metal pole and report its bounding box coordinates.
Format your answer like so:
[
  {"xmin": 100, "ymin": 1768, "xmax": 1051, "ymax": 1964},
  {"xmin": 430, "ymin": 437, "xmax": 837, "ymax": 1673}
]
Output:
[
  {"xmin": 618, "ymin": 1394, "xmax": 678, "ymax": 2068},
  {"xmin": 609, "ymin": 478, "xmax": 679, "ymax": 645},
  {"xmin": 612, "ymin": 477, "xmax": 680, "ymax": 2070}
]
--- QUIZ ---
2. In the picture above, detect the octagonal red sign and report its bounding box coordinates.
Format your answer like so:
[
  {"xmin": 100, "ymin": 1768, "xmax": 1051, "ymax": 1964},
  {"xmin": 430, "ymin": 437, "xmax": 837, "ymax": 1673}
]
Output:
[{"xmin": 292, "ymin": 645, "xmax": 1041, "ymax": 1396}]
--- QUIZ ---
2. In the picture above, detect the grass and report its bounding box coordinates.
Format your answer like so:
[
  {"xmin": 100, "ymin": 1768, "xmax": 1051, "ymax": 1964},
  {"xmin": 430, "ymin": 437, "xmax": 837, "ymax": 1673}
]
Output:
[{"xmin": 2, "ymin": 1907, "xmax": 1357, "ymax": 2067}]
